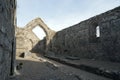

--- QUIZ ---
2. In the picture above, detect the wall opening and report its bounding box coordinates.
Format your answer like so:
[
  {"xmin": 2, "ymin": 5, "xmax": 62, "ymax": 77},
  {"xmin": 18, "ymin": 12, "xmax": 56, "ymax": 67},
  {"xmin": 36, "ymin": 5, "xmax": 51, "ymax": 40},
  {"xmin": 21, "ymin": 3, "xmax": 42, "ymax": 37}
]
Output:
[
  {"xmin": 89, "ymin": 24, "xmax": 100, "ymax": 43},
  {"xmin": 96, "ymin": 26, "xmax": 100, "ymax": 38},
  {"xmin": 32, "ymin": 26, "xmax": 46, "ymax": 40}
]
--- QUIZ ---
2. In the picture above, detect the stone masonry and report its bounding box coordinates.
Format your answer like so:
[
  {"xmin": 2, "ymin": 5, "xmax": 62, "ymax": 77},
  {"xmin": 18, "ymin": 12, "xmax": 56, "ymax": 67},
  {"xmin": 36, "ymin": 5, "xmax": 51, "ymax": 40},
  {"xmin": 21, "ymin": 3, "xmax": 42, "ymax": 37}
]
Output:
[
  {"xmin": 0, "ymin": 0, "xmax": 16, "ymax": 80},
  {"xmin": 16, "ymin": 6, "xmax": 120, "ymax": 63},
  {"xmin": 46, "ymin": 6, "xmax": 120, "ymax": 62},
  {"xmin": 16, "ymin": 18, "xmax": 55, "ymax": 56},
  {"xmin": 0, "ymin": 1, "xmax": 119, "ymax": 80},
  {"xmin": 15, "ymin": 26, "xmax": 40, "ymax": 56}
]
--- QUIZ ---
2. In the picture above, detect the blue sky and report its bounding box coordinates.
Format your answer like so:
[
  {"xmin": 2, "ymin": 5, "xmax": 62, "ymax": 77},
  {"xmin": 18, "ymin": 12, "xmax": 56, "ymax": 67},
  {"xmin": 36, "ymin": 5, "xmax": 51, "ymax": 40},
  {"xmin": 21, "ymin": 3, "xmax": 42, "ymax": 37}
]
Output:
[{"xmin": 17, "ymin": 0, "xmax": 120, "ymax": 39}]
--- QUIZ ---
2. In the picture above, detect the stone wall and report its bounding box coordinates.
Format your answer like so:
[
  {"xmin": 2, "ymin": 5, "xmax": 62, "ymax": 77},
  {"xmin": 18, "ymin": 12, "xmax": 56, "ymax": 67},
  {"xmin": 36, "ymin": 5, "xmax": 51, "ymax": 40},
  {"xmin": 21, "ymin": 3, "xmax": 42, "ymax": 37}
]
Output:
[
  {"xmin": 0, "ymin": 0, "xmax": 16, "ymax": 80},
  {"xmin": 47, "ymin": 6, "xmax": 120, "ymax": 62},
  {"xmin": 16, "ymin": 18, "xmax": 56, "ymax": 56},
  {"xmin": 16, "ymin": 26, "xmax": 40, "ymax": 56}
]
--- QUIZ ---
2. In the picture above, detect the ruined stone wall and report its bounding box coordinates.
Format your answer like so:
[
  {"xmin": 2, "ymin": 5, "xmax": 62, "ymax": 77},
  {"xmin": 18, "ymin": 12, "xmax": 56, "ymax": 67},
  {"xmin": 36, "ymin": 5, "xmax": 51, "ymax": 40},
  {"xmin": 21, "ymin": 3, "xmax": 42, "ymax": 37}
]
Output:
[
  {"xmin": 16, "ymin": 18, "xmax": 56, "ymax": 56},
  {"xmin": 48, "ymin": 6, "xmax": 120, "ymax": 62},
  {"xmin": 16, "ymin": 27, "xmax": 40, "ymax": 56},
  {"xmin": 0, "ymin": 0, "xmax": 16, "ymax": 80}
]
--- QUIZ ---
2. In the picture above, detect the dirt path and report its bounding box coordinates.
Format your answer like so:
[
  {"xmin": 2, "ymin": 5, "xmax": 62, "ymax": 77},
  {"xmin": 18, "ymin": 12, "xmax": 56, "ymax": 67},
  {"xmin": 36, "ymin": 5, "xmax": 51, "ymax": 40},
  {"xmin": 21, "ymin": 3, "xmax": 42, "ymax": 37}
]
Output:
[{"xmin": 9, "ymin": 53, "xmax": 111, "ymax": 80}]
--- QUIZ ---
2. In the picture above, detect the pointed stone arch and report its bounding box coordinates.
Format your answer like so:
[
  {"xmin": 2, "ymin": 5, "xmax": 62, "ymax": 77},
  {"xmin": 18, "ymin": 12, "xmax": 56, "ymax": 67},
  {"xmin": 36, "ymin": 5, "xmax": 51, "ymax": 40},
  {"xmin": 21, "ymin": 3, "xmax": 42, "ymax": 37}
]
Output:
[{"xmin": 24, "ymin": 17, "xmax": 56, "ymax": 51}]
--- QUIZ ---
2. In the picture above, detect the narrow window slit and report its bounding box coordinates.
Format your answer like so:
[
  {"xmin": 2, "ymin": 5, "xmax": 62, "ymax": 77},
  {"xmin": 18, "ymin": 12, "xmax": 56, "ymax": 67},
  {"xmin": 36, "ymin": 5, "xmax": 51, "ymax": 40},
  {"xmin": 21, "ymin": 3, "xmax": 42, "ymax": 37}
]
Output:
[{"xmin": 96, "ymin": 26, "xmax": 100, "ymax": 38}]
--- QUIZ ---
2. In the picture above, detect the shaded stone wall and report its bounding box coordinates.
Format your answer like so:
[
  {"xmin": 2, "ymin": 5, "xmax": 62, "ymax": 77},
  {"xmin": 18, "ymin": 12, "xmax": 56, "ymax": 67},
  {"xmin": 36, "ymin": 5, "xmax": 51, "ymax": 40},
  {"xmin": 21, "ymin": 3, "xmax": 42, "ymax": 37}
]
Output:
[
  {"xmin": 0, "ymin": 0, "xmax": 16, "ymax": 80},
  {"xmin": 47, "ymin": 6, "xmax": 120, "ymax": 62}
]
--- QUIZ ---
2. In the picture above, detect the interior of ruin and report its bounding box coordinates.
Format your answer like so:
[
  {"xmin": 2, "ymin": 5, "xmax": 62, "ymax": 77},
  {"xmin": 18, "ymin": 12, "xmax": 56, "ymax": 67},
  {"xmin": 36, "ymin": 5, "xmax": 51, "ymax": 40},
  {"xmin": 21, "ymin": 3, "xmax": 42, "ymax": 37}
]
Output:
[
  {"xmin": 0, "ymin": 0, "xmax": 120, "ymax": 80},
  {"xmin": 15, "ymin": 6, "xmax": 120, "ymax": 80}
]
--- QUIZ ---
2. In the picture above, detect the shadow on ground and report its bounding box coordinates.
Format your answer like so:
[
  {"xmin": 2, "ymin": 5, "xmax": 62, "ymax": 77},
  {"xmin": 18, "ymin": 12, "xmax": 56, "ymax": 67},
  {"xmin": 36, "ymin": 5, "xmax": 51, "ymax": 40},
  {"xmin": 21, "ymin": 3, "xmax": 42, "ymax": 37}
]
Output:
[{"xmin": 14, "ymin": 58, "xmax": 82, "ymax": 80}]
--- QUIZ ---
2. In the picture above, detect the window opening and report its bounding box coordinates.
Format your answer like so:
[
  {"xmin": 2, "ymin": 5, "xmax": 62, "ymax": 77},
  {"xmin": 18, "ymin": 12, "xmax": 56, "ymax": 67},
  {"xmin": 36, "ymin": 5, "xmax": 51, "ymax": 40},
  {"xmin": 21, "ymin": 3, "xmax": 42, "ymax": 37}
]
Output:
[{"xmin": 96, "ymin": 26, "xmax": 100, "ymax": 37}]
